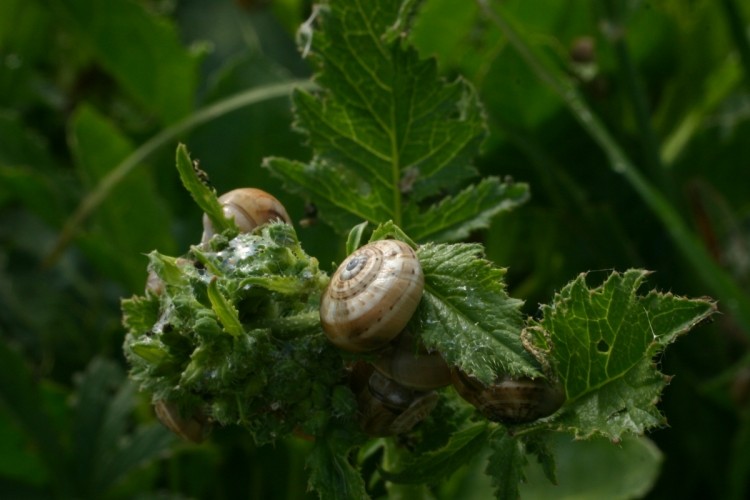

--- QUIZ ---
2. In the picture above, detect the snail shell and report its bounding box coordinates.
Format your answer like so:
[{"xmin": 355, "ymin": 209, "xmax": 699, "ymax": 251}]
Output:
[
  {"xmin": 353, "ymin": 365, "xmax": 438, "ymax": 437},
  {"xmin": 451, "ymin": 370, "xmax": 564, "ymax": 424},
  {"xmin": 320, "ymin": 240, "xmax": 424, "ymax": 353},
  {"xmin": 153, "ymin": 399, "xmax": 211, "ymax": 443},
  {"xmin": 201, "ymin": 188, "xmax": 291, "ymax": 243},
  {"xmin": 372, "ymin": 330, "xmax": 451, "ymax": 390}
]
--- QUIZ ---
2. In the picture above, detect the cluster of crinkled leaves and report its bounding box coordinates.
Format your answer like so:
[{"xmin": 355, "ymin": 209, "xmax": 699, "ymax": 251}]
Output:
[
  {"xmin": 122, "ymin": 215, "xmax": 716, "ymax": 499},
  {"xmin": 122, "ymin": 223, "xmax": 357, "ymax": 444}
]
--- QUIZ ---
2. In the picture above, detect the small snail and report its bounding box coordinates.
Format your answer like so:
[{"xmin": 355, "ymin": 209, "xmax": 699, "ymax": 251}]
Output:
[
  {"xmin": 350, "ymin": 363, "xmax": 438, "ymax": 437},
  {"xmin": 153, "ymin": 399, "xmax": 211, "ymax": 443},
  {"xmin": 451, "ymin": 370, "xmax": 564, "ymax": 424},
  {"xmin": 201, "ymin": 188, "xmax": 291, "ymax": 243},
  {"xmin": 320, "ymin": 240, "xmax": 424, "ymax": 353},
  {"xmin": 372, "ymin": 330, "xmax": 451, "ymax": 390}
]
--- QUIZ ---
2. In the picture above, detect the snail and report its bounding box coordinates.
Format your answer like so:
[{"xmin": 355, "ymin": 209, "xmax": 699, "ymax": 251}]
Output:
[
  {"xmin": 372, "ymin": 329, "xmax": 451, "ymax": 390},
  {"xmin": 201, "ymin": 188, "xmax": 291, "ymax": 243},
  {"xmin": 320, "ymin": 240, "xmax": 424, "ymax": 353},
  {"xmin": 451, "ymin": 369, "xmax": 564, "ymax": 424},
  {"xmin": 350, "ymin": 362, "xmax": 438, "ymax": 437},
  {"xmin": 153, "ymin": 399, "xmax": 211, "ymax": 443}
]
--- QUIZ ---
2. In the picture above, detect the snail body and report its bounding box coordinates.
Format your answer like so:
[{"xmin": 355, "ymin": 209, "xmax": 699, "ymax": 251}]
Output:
[
  {"xmin": 351, "ymin": 364, "xmax": 438, "ymax": 437},
  {"xmin": 372, "ymin": 330, "xmax": 451, "ymax": 390},
  {"xmin": 451, "ymin": 370, "xmax": 564, "ymax": 424},
  {"xmin": 320, "ymin": 240, "xmax": 424, "ymax": 353},
  {"xmin": 202, "ymin": 188, "xmax": 291, "ymax": 243}
]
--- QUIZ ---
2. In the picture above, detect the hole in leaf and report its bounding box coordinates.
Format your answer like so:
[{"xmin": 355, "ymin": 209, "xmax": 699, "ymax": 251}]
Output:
[{"xmin": 597, "ymin": 339, "xmax": 609, "ymax": 353}]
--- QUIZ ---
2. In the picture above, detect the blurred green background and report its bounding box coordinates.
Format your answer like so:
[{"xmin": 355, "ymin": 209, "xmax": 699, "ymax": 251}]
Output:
[{"xmin": 1, "ymin": 0, "xmax": 749, "ymax": 498}]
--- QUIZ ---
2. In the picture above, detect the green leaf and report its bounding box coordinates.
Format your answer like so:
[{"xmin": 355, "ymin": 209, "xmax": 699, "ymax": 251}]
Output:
[
  {"xmin": 94, "ymin": 423, "xmax": 175, "ymax": 496},
  {"xmin": 0, "ymin": 410, "xmax": 49, "ymax": 486},
  {"xmin": 264, "ymin": 0, "xmax": 514, "ymax": 241},
  {"xmin": 69, "ymin": 105, "xmax": 175, "ymax": 292},
  {"xmin": 264, "ymin": 157, "xmax": 384, "ymax": 232},
  {"xmin": 53, "ymin": 0, "xmax": 198, "ymax": 124},
  {"xmin": 175, "ymin": 144, "xmax": 236, "ymax": 237},
  {"xmin": 346, "ymin": 221, "xmax": 370, "ymax": 254},
  {"xmin": 416, "ymin": 242, "xmax": 540, "ymax": 383},
  {"xmin": 380, "ymin": 422, "xmax": 490, "ymax": 484},
  {"xmin": 552, "ymin": 358, "xmax": 667, "ymax": 440},
  {"xmin": 0, "ymin": 114, "xmax": 64, "ymax": 224},
  {"xmin": 369, "ymin": 220, "xmax": 417, "ymax": 247},
  {"xmin": 207, "ymin": 277, "xmax": 244, "ymax": 337},
  {"xmin": 527, "ymin": 270, "xmax": 717, "ymax": 438},
  {"xmin": 404, "ymin": 177, "xmax": 530, "ymax": 243},
  {"xmin": 123, "ymin": 224, "xmax": 340, "ymax": 444},
  {"xmin": 486, "ymin": 432, "xmax": 527, "ymax": 500},
  {"xmin": 71, "ymin": 358, "xmax": 125, "ymax": 492},
  {"xmin": 0, "ymin": 343, "xmax": 69, "ymax": 492},
  {"xmin": 307, "ymin": 431, "xmax": 368, "ymax": 500},
  {"xmin": 122, "ymin": 291, "xmax": 161, "ymax": 335},
  {"xmin": 71, "ymin": 357, "xmax": 175, "ymax": 496},
  {"xmin": 519, "ymin": 434, "xmax": 663, "ymax": 500}
]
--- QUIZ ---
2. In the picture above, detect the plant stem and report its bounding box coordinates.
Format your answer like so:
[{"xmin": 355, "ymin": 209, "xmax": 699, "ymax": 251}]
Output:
[
  {"xmin": 44, "ymin": 79, "xmax": 316, "ymax": 267},
  {"xmin": 601, "ymin": 0, "xmax": 671, "ymax": 193},
  {"xmin": 477, "ymin": 0, "xmax": 750, "ymax": 335}
]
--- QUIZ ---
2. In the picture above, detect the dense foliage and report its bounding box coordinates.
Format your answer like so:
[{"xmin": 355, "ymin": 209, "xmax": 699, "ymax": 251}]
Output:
[{"xmin": 2, "ymin": 0, "xmax": 749, "ymax": 499}]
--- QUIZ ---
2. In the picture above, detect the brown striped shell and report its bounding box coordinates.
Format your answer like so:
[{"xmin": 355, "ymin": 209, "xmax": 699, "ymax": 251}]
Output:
[
  {"xmin": 201, "ymin": 188, "xmax": 291, "ymax": 243},
  {"xmin": 320, "ymin": 240, "xmax": 424, "ymax": 353},
  {"xmin": 451, "ymin": 370, "xmax": 565, "ymax": 424}
]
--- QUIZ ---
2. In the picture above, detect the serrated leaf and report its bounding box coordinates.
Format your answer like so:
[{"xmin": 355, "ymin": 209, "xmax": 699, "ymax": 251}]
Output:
[
  {"xmin": 404, "ymin": 178, "xmax": 530, "ymax": 243},
  {"xmin": 369, "ymin": 220, "xmax": 417, "ymax": 247},
  {"xmin": 207, "ymin": 278, "xmax": 243, "ymax": 337},
  {"xmin": 486, "ymin": 432, "xmax": 527, "ymax": 500},
  {"xmin": 416, "ymin": 243, "xmax": 540, "ymax": 383},
  {"xmin": 264, "ymin": 157, "xmax": 387, "ymax": 233},
  {"xmin": 72, "ymin": 358, "xmax": 125, "ymax": 491},
  {"xmin": 307, "ymin": 431, "xmax": 368, "ymax": 500},
  {"xmin": 175, "ymin": 145, "xmax": 236, "ymax": 236},
  {"xmin": 94, "ymin": 423, "xmax": 175, "ymax": 496},
  {"xmin": 523, "ymin": 434, "xmax": 557, "ymax": 485},
  {"xmin": 69, "ymin": 358, "xmax": 174, "ymax": 496},
  {"xmin": 380, "ymin": 422, "xmax": 489, "ymax": 484},
  {"xmin": 264, "ymin": 0, "xmax": 513, "ymax": 241},
  {"xmin": 121, "ymin": 293, "xmax": 160, "ymax": 336},
  {"xmin": 69, "ymin": 358, "xmax": 173, "ymax": 495},
  {"xmin": 528, "ymin": 270, "xmax": 716, "ymax": 438},
  {"xmin": 554, "ymin": 358, "xmax": 667, "ymax": 439}
]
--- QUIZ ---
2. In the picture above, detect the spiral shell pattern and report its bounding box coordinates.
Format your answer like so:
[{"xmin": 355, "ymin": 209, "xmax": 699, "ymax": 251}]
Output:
[
  {"xmin": 320, "ymin": 240, "xmax": 424, "ymax": 352},
  {"xmin": 451, "ymin": 370, "xmax": 565, "ymax": 424},
  {"xmin": 202, "ymin": 188, "xmax": 291, "ymax": 243}
]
